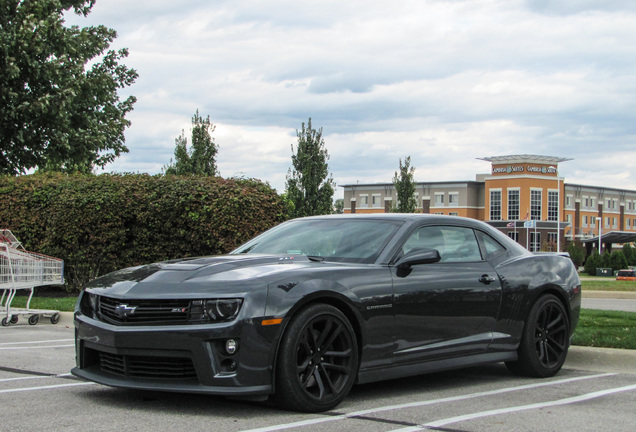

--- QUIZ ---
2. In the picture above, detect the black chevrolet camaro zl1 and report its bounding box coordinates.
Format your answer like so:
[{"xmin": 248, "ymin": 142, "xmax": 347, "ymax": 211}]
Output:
[{"xmin": 72, "ymin": 214, "xmax": 581, "ymax": 412}]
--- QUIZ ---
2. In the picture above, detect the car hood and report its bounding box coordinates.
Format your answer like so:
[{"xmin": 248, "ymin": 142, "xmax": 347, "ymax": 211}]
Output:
[{"xmin": 84, "ymin": 254, "xmax": 340, "ymax": 298}]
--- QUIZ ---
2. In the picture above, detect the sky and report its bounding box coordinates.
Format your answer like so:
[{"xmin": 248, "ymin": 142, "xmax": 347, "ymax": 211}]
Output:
[{"xmin": 65, "ymin": 0, "xmax": 636, "ymax": 199}]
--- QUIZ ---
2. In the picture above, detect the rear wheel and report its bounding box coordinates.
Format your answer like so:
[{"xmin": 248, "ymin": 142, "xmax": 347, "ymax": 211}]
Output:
[
  {"xmin": 274, "ymin": 304, "xmax": 358, "ymax": 412},
  {"xmin": 506, "ymin": 294, "xmax": 570, "ymax": 377}
]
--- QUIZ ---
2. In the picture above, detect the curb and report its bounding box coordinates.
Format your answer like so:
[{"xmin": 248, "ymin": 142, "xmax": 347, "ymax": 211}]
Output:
[
  {"xmin": 583, "ymin": 290, "xmax": 636, "ymax": 299},
  {"xmin": 566, "ymin": 346, "xmax": 636, "ymax": 374}
]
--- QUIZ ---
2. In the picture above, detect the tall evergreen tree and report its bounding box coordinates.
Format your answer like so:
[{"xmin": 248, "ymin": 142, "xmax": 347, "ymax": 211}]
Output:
[
  {"xmin": 392, "ymin": 156, "xmax": 417, "ymax": 213},
  {"xmin": 0, "ymin": 0, "xmax": 137, "ymax": 174},
  {"xmin": 285, "ymin": 118, "xmax": 334, "ymax": 218},
  {"xmin": 164, "ymin": 110, "xmax": 218, "ymax": 176}
]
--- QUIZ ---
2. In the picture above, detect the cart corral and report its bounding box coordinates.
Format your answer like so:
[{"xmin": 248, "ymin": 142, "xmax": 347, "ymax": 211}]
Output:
[{"xmin": 1, "ymin": 229, "xmax": 64, "ymax": 326}]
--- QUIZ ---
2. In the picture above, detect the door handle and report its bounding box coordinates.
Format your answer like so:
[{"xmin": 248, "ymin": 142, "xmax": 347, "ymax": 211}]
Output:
[{"xmin": 479, "ymin": 274, "xmax": 496, "ymax": 284}]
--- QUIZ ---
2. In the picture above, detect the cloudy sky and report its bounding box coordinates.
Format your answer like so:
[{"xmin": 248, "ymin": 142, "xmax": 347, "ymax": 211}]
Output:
[{"xmin": 66, "ymin": 0, "xmax": 636, "ymax": 198}]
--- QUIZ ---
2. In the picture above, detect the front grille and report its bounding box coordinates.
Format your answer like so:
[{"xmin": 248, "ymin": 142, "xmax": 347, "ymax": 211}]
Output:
[
  {"xmin": 98, "ymin": 296, "xmax": 191, "ymax": 325},
  {"xmin": 98, "ymin": 351, "xmax": 198, "ymax": 380}
]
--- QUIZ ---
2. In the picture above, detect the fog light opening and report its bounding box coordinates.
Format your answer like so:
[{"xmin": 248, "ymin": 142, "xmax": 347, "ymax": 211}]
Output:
[
  {"xmin": 225, "ymin": 339, "xmax": 239, "ymax": 355},
  {"xmin": 221, "ymin": 359, "xmax": 238, "ymax": 372}
]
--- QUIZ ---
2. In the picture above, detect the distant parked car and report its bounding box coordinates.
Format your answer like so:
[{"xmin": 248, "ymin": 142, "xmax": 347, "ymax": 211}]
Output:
[
  {"xmin": 72, "ymin": 214, "xmax": 581, "ymax": 412},
  {"xmin": 616, "ymin": 269, "xmax": 636, "ymax": 281}
]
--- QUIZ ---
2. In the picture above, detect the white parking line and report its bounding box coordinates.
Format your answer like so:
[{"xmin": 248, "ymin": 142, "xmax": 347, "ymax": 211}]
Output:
[
  {"xmin": 387, "ymin": 383, "xmax": 636, "ymax": 431},
  {"xmin": 0, "ymin": 373, "xmax": 73, "ymax": 383},
  {"xmin": 0, "ymin": 339, "xmax": 74, "ymax": 345},
  {"xmin": 0, "ymin": 344, "xmax": 74, "ymax": 350},
  {"xmin": 0, "ymin": 382, "xmax": 95, "ymax": 394},
  {"xmin": 238, "ymin": 373, "xmax": 615, "ymax": 432}
]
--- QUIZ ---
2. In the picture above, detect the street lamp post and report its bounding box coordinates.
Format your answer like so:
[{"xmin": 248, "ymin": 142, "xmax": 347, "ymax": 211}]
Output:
[
  {"xmin": 550, "ymin": 166, "xmax": 561, "ymax": 252},
  {"xmin": 599, "ymin": 218, "xmax": 602, "ymax": 253}
]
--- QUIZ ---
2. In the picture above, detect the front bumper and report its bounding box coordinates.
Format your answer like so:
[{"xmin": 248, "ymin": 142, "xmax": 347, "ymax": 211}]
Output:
[{"xmin": 71, "ymin": 313, "xmax": 279, "ymax": 396}]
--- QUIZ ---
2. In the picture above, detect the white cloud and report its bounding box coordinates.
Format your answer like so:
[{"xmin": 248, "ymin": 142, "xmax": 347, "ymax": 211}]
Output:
[{"xmin": 68, "ymin": 0, "xmax": 636, "ymax": 196}]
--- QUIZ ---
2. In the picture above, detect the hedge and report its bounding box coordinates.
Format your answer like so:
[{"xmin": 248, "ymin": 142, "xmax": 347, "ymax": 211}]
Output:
[{"xmin": 0, "ymin": 173, "xmax": 288, "ymax": 292}]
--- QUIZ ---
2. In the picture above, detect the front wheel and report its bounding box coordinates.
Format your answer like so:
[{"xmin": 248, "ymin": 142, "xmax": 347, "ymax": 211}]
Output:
[
  {"xmin": 274, "ymin": 304, "xmax": 359, "ymax": 412},
  {"xmin": 506, "ymin": 294, "xmax": 570, "ymax": 377}
]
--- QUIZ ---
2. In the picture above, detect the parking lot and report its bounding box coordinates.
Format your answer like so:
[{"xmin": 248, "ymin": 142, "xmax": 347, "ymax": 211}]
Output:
[{"xmin": 2, "ymin": 315, "xmax": 636, "ymax": 432}]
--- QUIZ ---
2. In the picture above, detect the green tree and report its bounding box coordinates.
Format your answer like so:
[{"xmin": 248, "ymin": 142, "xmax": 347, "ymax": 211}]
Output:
[
  {"xmin": 285, "ymin": 118, "xmax": 334, "ymax": 218},
  {"xmin": 0, "ymin": 0, "xmax": 137, "ymax": 175},
  {"xmin": 392, "ymin": 156, "xmax": 417, "ymax": 213},
  {"xmin": 584, "ymin": 249, "xmax": 600, "ymax": 276},
  {"xmin": 566, "ymin": 240, "xmax": 586, "ymax": 267},
  {"xmin": 164, "ymin": 110, "xmax": 218, "ymax": 176},
  {"xmin": 610, "ymin": 250, "xmax": 629, "ymax": 272},
  {"xmin": 623, "ymin": 243, "xmax": 636, "ymax": 266},
  {"xmin": 333, "ymin": 198, "xmax": 344, "ymax": 214}
]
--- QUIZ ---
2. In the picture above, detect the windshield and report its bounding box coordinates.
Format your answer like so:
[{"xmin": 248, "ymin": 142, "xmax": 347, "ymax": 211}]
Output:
[{"xmin": 232, "ymin": 218, "xmax": 402, "ymax": 263}]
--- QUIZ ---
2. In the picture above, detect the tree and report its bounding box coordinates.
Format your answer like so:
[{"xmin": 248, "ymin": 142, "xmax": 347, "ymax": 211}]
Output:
[
  {"xmin": 566, "ymin": 240, "xmax": 585, "ymax": 267},
  {"xmin": 610, "ymin": 250, "xmax": 629, "ymax": 272},
  {"xmin": 0, "ymin": 0, "xmax": 137, "ymax": 175},
  {"xmin": 392, "ymin": 156, "xmax": 417, "ymax": 213},
  {"xmin": 584, "ymin": 249, "xmax": 600, "ymax": 276},
  {"xmin": 333, "ymin": 198, "xmax": 344, "ymax": 214},
  {"xmin": 164, "ymin": 110, "xmax": 218, "ymax": 176},
  {"xmin": 285, "ymin": 118, "xmax": 335, "ymax": 218}
]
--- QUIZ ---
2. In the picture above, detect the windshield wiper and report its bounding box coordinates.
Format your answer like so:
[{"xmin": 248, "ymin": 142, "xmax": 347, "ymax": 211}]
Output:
[{"xmin": 307, "ymin": 255, "xmax": 325, "ymax": 262}]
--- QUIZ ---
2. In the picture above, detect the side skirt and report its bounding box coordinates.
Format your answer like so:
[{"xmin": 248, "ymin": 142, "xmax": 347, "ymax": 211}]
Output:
[{"xmin": 356, "ymin": 351, "xmax": 517, "ymax": 385}]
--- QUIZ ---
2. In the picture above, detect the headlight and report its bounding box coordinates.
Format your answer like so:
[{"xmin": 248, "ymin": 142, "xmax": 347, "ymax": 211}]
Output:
[
  {"xmin": 189, "ymin": 298, "xmax": 243, "ymax": 323},
  {"xmin": 205, "ymin": 299, "xmax": 243, "ymax": 322}
]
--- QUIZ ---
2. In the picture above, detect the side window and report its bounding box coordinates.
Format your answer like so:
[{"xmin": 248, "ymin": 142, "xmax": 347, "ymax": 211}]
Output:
[
  {"xmin": 475, "ymin": 230, "xmax": 507, "ymax": 259},
  {"xmin": 401, "ymin": 226, "xmax": 482, "ymax": 262}
]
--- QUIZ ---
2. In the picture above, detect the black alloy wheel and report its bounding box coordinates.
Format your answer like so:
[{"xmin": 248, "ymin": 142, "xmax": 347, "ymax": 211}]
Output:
[
  {"xmin": 506, "ymin": 294, "xmax": 570, "ymax": 377},
  {"xmin": 275, "ymin": 304, "xmax": 358, "ymax": 412}
]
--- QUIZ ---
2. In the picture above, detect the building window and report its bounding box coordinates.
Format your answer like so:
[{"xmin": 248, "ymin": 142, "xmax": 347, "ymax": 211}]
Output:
[
  {"xmin": 583, "ymin": 196, "xmax": 589, "ymax": 208},
  {"xmin": 531, "ymin": 190, "xmax": 542, "ymax": 221},
  {"xmin": 566, "ymin": 195, "xmax": 573, "ymax": 208},
  {"xmin": 591, "ymin": 197, "xmax": 596, "ymax": 208},
  {"xmin": 548, "ymin": 232, "xmax": 558, "ymax": 249},
  {"xmin": 360, "ymin": 195, "xmax": 369, "ymax": 208},
  {"xmin": 434, "ymin": 193, "xmax": 444, "ymax": 206},
  {"xmin": 508, "ymin": 232, "xmax": 519, "ymax": 242},
  {"xmin": 414, "ymin": 193, "xmax": 422, "ymax": 209},
  {"xmin": 490, "ymin": 190, "xmax": 502, "ymax": 220},
  {"xmin": 448, "ymin": 192, "xmax": 459, "ymax": 207},
  {"xmin": 449, "ymin": 212, "xmax": 459, "ymax": 216},
  {"xmin": 508, "ymin": 189, "xmax": 520, "ymax": 220},
  {"xmin": 530, "ymin": 232, "xmax": 541, "ymax": 252},
  {"xmin": 582, "ymin": 215, "xmax": 588, "ymax": 227},
  {"xmin": 628, "ymin": 218, "xmax": 632, "ymax": 229},
  {"xmin": 591, "ymin": 216, "xmax": 596, "ymax": 227},
  {"xmin": 371, "ymin": 194, "xmax": 381, "ymax": 208},
  {"xmin": 613, "ymin": 217, "xmax": 617, "ymax": 228},
  {"xmin": 605, "ymin": 216, "xmax": 610, "ymax": 228},
  {"xmin": 548, "ymin": 191, "xmax": 558, "ymax": 221}
]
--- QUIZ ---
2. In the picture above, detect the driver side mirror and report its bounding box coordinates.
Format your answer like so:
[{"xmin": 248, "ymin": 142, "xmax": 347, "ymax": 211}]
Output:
[{"xmin": 395, "ymin": 248, "xmax": 441, "ymax": 269}]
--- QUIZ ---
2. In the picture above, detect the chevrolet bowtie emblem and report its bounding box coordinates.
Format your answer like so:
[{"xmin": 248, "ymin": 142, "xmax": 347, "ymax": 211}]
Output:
[{"xmin": 114, "ymin": 304, "xmax": 137, "ymax": 318}]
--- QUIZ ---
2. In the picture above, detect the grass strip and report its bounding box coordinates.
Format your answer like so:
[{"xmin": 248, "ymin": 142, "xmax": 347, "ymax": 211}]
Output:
[
  {"xmin": 571, "ymin": 309, "xmax": 636, "ymax": 350},
  {"xmin": 4, "ymin": 295, "xmax": 77, "ymax": 312},
  {"xmin": 580, "ymin": 278, "xmax": 636, "ymax": 292}
]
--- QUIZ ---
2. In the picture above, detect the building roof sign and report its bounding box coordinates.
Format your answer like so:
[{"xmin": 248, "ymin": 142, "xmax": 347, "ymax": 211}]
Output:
[{"xmin": 477, "ymin": 154, "xmax": 573, "ymax": 165}]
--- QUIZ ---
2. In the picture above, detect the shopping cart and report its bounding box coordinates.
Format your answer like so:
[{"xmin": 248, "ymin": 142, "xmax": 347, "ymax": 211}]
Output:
[{"xmin": 1, "ymin": 229, "xmax": 64, "ymax": 326}]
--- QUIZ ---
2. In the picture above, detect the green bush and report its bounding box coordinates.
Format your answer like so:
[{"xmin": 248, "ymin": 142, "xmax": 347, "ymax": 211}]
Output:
[
  {"xmin": 566, "ymin": 240, "xmax": 585, "ymax": 267},
  {"xmin": 610, "ymin": 250, "xmax": 629, "ymax": 272},
  {"xmin": 0, "ymin": 173, "xmax": 288, "ymax": 292},
  {"xmin": 584, "ymin": 249, "xmax": 600, "ymax": 276}
]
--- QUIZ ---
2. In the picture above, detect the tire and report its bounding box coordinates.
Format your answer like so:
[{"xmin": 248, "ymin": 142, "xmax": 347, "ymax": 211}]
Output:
[
  {"xmin": 10, "ymin": 315, "xmax": 19, "ymax": 324},
  {"xmin": 28, "ymin": 314, "xmax": 40, "ymax": 325},
  {"xmin": 274, "ymin": 304, "xmax": 359, "ymax": 412},
  {"xmin": 506, "ymin": 294, "xmax": 570, "ymax": 378},
  {"xmin": 1, "ymin": 317, "xmax": 9, "ymax": 327},
  {"xmin": 50, "ymin": 313, "xmax": 60, "ymax": 324}
]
